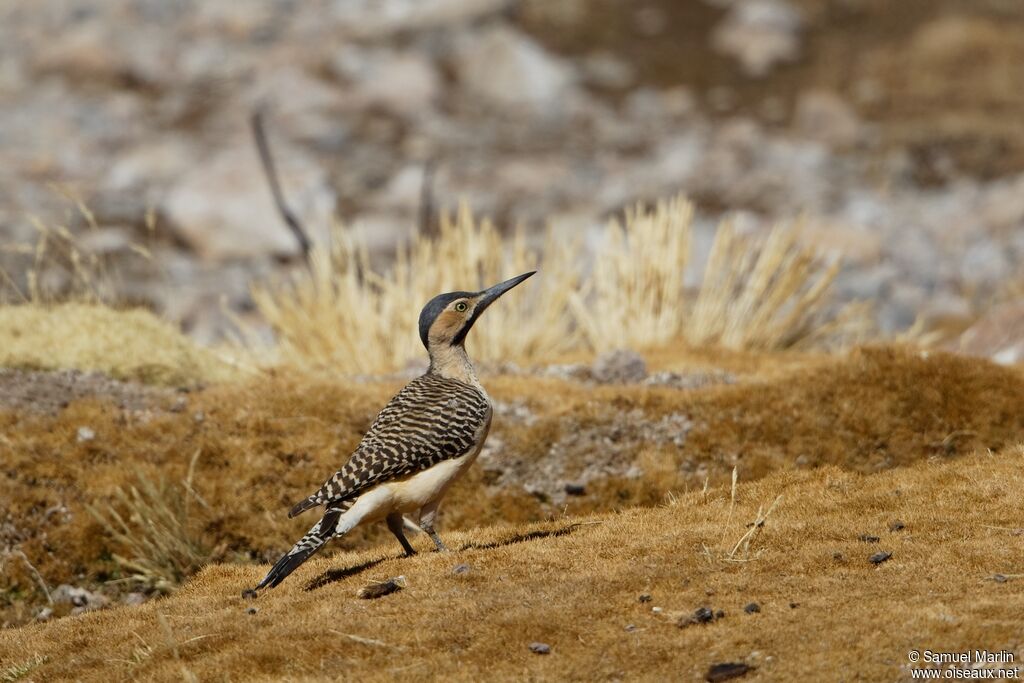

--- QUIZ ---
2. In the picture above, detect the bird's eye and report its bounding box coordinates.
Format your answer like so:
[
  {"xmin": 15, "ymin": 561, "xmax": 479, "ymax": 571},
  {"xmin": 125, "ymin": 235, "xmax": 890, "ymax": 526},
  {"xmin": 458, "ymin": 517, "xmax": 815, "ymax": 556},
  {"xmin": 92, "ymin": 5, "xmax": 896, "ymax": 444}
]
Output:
[{"xmin": 455, "ymin": 302, "xmax": 468, "ymax": 312}]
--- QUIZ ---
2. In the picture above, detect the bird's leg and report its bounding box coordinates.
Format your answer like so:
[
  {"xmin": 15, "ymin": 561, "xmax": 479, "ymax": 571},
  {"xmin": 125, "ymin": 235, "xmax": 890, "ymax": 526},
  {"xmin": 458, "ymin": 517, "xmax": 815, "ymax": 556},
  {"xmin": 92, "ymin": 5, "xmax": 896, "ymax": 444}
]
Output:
[
  {"xmin": 419, "ymin": 503, "xmax": 449, "ymax": 552},
  {"xmin": 386, "ymin": 513, "xmax": 417, "ymax": 557}
]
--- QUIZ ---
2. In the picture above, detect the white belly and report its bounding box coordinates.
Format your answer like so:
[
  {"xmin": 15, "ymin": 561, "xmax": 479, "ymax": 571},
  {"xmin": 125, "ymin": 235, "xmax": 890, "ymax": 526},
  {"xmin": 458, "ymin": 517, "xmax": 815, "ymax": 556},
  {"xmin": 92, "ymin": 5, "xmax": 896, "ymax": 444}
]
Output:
[{"xmin": 334, "ymin": 415, "xmax": 492, "ymax": 534}]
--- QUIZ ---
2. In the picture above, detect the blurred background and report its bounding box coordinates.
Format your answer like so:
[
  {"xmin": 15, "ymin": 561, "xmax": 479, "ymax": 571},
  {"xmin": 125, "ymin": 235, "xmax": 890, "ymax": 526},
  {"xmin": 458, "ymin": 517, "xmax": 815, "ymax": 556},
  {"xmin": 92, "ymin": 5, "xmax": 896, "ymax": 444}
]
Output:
[{"xmin": 1, "ymin": 0, "xmax": 1022, "ymax": 350}]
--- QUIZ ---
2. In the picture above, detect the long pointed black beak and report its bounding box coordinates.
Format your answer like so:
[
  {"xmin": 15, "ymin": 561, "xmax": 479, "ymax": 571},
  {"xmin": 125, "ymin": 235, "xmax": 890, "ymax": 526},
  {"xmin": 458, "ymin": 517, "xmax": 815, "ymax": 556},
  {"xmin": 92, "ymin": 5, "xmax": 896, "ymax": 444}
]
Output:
[
  {"xmin": 452, "ymin": 271, "xmax": 536, "ymax": 346},
  {"xmin": 478, "ymin": 271, "xmax": 536, "ymax": 311}
]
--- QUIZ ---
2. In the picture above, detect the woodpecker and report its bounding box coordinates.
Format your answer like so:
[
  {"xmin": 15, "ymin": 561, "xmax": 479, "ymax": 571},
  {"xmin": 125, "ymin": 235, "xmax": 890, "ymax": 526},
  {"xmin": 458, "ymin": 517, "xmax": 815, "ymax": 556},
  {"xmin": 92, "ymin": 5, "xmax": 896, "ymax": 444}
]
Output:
[{"xmin": 256, "ymin": 271, "xmax": 536, "ymax": 589}]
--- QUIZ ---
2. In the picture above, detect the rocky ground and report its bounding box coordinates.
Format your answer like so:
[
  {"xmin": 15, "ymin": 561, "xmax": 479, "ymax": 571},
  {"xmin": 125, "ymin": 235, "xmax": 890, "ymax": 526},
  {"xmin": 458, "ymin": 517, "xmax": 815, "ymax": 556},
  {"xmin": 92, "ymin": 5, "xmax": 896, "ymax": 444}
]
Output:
[{"xmin": 1, "ymin": 0, "xmax": 1022, "ymax": 343}]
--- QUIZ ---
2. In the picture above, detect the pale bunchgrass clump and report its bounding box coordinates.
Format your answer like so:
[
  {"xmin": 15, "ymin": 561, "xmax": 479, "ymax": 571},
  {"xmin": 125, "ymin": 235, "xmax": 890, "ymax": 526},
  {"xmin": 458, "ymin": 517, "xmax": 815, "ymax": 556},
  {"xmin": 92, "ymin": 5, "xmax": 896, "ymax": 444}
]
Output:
[
  {"xmin": 87, "ymin": 453, "xmax": 210, "ymax": 592},
  {"xmin": 251, "ymin": 204, "xmax": 582, "ymax": 373},
  {"xmin": 251, "ymin": 195, "xmax": 865, "ymax": 374}
]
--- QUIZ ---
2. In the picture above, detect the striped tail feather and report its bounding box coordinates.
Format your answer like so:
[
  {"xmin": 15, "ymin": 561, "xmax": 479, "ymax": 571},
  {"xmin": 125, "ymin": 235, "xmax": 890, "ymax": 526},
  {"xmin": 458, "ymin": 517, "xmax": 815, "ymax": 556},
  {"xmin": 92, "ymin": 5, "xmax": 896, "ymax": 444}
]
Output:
[
  {"xmin": 256, "ymin": 506, "xmax": 345, "ymax": 590},
  {"xmin": 288, "ymin": 494, "xmax": 322, "ymax": 519}
]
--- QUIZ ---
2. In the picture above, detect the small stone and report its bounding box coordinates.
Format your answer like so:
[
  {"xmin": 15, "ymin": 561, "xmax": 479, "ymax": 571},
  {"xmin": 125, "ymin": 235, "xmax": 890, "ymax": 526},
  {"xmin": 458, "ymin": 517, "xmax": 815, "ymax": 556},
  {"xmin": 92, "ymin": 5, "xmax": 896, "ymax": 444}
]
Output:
[
  {"xmin": 990, "ymin": 574, "xmax": 1008, "ymax": 584},
  {"xmin": 706, "ymin": 662, "xmax": 754, "ymax": 682},
  {"xmin": 869, "ymin": 551, "xmax": 892, "ymax": 565},
  {"xmin": 651, "ymin": 606, "xmax": 663, "ymax": 614},
  {"xmin": 624, "ymin": 624, "xmax": 637, "ymax": 632},
  {"xmin": 789, "ymin": 602, "xmax": 799, "ymax": 609},
  {"xmin": 358, "ymin": 575, "xmax": 407, "ymax": 599},
  {"xmin": 36, "ymin": 606, "xmax": 53, "ymax": 621},
  {"xmin": 680, "ymin": 606, "xmax": 718, "ymax": 627},
  {"xmin": 743, "ymin": 602, "xmax": 760, "ymax": 614},
  {"xmin": 564, "ymin": 483, "xmax": 586, "ymax": 496},
  {"xmin": 246, "ymin": 607, "xmax": 258, "ymax": 615},
  {"xmin": 833, "ymin": 552, "xmax": 845, "ymax": 561},
  {"xmin": 76, "ymin": 426, "xmax": 96, "ymax": 443},
  {"xmin": 638, "ymin": 594, "xmax": 652, "ymax": 603},
  {"xmin": 889, "ymin": 520, "xmax": 906, "ymax": 532},
  {"xmin": 193, "ymin": 411, "xmax": 206, "ymax": 423},
  {"xmin": 529, "ymin": 642, "xmax": 551, "ymax": 655},
  {"xmin": 241, "ymin": 588, "xmax": 257, "ymax": 600},
  {"xmin": 715, "ymin": 610, "xmax": 725, "ymax": 619},
  {"xmin": 452, "ymin": 563, "xmax": 471, "ymax": 575},
  {"xmin": 170, "ymin": 396, "xmax": 188, "ymax": 413},
  {"xmin": 858, "ymin": 534, "xmax": 880, "ymax": 543},
  {"xmin": 694, "ymin": 607, "xmax": 715, "ymax": 623}
]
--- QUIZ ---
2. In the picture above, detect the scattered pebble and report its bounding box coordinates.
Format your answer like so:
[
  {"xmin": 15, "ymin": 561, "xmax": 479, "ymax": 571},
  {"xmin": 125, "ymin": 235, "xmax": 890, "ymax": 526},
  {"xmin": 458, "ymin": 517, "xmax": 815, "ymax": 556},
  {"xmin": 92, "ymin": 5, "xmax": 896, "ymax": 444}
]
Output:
[
  {"xmin": 858, "ymin": 534, "xmax": 880, "ymax": 543},
  {"xmin": 358, "ymin": 575, "xmax": 407, "ymax": 599},
  {"xmin": 651, "ymin": 606, "xmax": 663, "ymax": 614},
  {"xmin": 452, "ymin": 563, "xmax": 471, "ymax": 575},
  {"xmin": 679, "ymin": 606, "xmax": 719, "ymax": 627},
  {"xmin": 246, "ymin": 607, "xmax": 258, "ymax": 615},
  {"xmin": 624, "ymin": 624, "xmax": 637, "ymax": 632},
  {"xmin": 743, "ymin": 602, "xmax": 761, "ymax": 614},
  {"xmin": 638, "ymin": 594, "xmax": 652, "ymax": 603},
  {"xmin": 241, "ymin": 588, "xmax": 257, "ymax": 600},
  {"xmin": 869, "ymin": 551, "xmax": 892, "ymax": 565},
  {"xmin": 889, "ymin": 520, "xmax": 906, "ymax": 532},
  {"xmin": 833, "ymin": 552, "xmax": 845, "ymax": 561},
  {"xmin": 564, "ymin": 482, "xmax": 586, "ymax": 496},
  {"xmin": 76, "ymin": 426, "xmax": 96, "ymax": 443},
  {"xmin": 789, "ymin": 602, "xmax": 799, "ymax": 609},
  {"xmin": 529, "ymin": 642, "xmax": 551, "ymax": 655},
  {"xmin": 715, "ymin": 610, "xmax": 726, "ymax": 619},
  {"xmin": 990, "ymin": 574, "xmax": 1009, "ymax": 584},
  {"xmin": 706, "ymin": 662, "xmax": 754, "ymax": 682}
]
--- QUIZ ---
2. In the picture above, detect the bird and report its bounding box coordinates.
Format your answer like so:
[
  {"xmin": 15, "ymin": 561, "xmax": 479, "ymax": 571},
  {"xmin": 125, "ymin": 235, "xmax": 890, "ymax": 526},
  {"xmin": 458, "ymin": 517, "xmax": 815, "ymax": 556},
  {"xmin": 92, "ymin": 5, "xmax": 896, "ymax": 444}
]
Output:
[{"xmin": 255, "ymin": 271, "xmax": 536, "ymax": 589}]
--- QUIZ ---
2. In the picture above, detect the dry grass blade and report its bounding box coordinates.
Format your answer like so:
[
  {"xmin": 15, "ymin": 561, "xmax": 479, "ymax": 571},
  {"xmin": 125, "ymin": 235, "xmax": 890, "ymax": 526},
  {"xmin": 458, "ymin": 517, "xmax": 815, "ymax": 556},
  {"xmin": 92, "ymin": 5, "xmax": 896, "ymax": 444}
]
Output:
[
  {"xmin": 727, "ymin": 495, "xmax": 783, "ymax": 562},
  {"xmin": 0, "ymin": 655, "xmax": 48, "ymax": 682}
]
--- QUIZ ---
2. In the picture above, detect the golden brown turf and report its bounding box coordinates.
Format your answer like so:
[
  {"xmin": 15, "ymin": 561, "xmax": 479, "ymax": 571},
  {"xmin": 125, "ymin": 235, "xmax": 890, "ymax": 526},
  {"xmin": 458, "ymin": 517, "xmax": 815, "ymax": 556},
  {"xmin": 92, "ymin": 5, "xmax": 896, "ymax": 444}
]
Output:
[
  {"xmin": 2, "ymin": 346, "xmax": 1023, "ymax": 631},
  {"xmin": 1, "ymin": 448, "xmax": 1021, "ymax": 681}
]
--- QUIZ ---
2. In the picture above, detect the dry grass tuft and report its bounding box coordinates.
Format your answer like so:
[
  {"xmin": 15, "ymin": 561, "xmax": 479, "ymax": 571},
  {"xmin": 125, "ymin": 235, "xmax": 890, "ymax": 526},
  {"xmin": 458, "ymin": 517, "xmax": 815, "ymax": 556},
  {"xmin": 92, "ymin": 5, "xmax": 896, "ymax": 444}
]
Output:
[
  {"xmin": 250, "ymin": 205, "xmax": 582, "ymax": 373},
  {"xmin": 0, "ymin": 303, "xmax": 237, "ymax": 386},
  {"xmin": 249, "ymin": 196, "xmax": 862, "ymax": 374},
  {"xmin": 0, "ymin": 193, "xmax": 158, "ymax": 306},
  {"xmin": 0, "ymin": 654, "xmax": 48, "ymax": 682},
  {"xmin": 87, "ymin": 454, "xmax": 211, "ymax": 592}
]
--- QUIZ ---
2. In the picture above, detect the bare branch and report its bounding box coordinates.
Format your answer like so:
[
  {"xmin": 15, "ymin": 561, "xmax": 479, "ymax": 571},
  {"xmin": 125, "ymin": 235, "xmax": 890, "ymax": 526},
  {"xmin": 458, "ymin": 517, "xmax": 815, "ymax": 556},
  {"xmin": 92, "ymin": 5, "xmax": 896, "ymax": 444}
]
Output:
[
  {"xmin": 418, "ymin": 157, "xmax": 437, "ymax": 236},
  {"xmin": 250, "ymin": 107, "xmax": 312, "ymax": 261}
]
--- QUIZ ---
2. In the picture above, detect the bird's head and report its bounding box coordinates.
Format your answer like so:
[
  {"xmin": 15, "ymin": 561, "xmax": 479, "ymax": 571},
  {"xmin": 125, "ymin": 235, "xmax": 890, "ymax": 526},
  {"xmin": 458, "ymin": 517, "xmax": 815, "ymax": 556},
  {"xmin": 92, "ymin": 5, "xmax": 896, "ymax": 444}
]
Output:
[{"xmin": 418, "ymin": 271, "xmax": 536, "ymax": 351}]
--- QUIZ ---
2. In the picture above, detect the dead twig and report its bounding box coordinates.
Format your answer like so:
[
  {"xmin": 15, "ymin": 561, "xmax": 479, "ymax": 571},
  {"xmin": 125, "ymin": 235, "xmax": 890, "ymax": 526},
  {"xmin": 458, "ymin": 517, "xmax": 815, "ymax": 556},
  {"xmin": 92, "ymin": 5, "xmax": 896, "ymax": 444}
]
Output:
[
  {"xmin": 250, "ymin": 107, "xmax": 312, "ymax": 262},
  {"xmin": 418, "ymin": 157, "xmax": 437, "ymax": 236}
]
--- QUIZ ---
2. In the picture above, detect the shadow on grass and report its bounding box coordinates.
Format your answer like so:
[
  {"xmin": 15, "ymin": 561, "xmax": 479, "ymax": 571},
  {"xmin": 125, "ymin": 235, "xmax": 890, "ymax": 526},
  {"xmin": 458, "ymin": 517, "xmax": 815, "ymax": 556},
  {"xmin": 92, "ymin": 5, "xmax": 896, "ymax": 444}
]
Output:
[
  {"xmin": 456, "ymin": 522, "xmax": 583, "ymax": 551},
  {"xmin": 305, "ymin": 557, "xmax": 387, "ymax": 591},
  {"xmin": 305, "ymin": 522, "xmax": 586, "ymax": 591}
]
